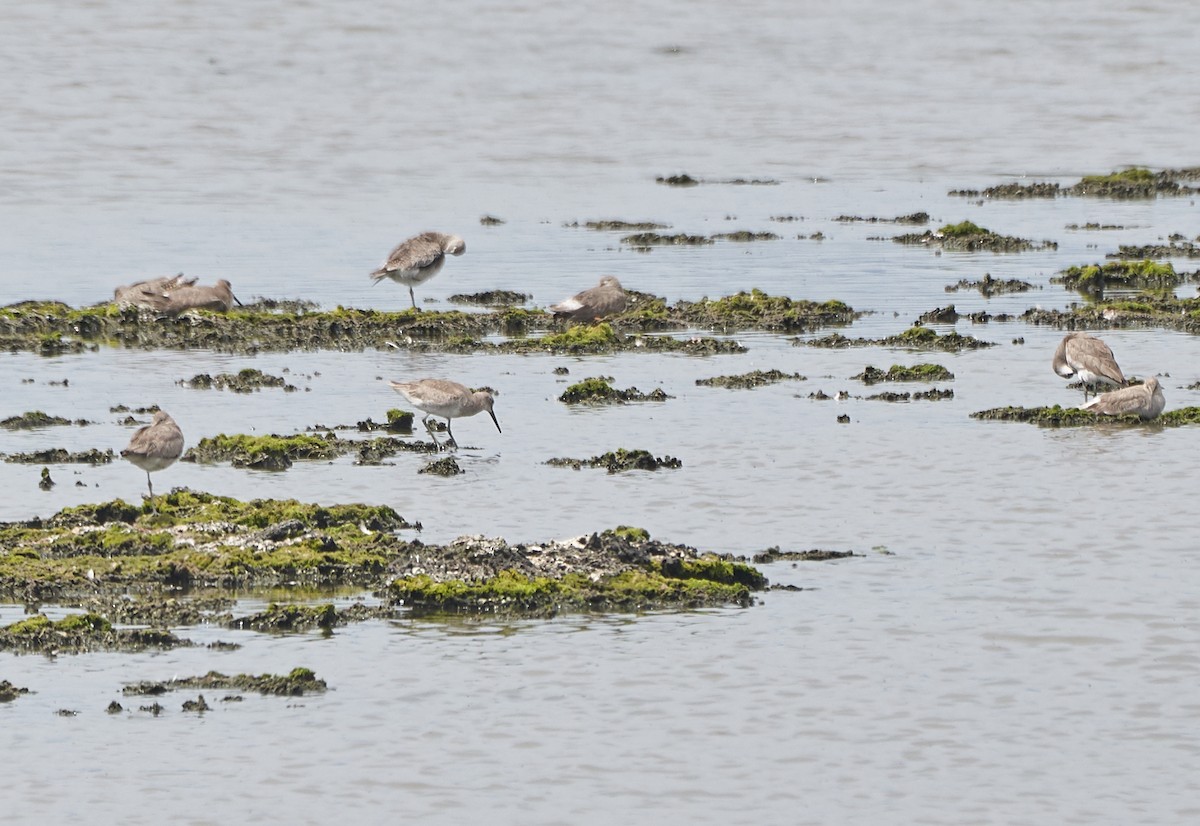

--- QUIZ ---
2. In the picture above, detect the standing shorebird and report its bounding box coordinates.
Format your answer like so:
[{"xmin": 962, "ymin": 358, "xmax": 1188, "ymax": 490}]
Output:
[
  {"xmin": 1081, "ymin": 376, "xmax": 1166, "ymax": 420},
  {"xmin": 550, "ymin": 276, "xmax": 628, "ymax": 323},
  {"xmin": 389, "ymin": 379, "xmax": 500, "ymax": 451},
  {"xmin": 120, "ymin": 410, "xmax": 185, "ymax": 501},
  {"xmin": 370, "ymin": 232, "xmax": 466, "ymax": 309},
  {"xmin": 1052, "ymin": 332, "xmax": 1125, "ymax": 400}
]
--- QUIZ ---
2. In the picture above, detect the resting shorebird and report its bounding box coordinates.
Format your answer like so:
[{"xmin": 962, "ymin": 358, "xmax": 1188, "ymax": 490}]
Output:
[
  {"xmin": 1080, "ymin": 377, "xmax": 1165, "ymax": 420},
  {"xmin": 550, "ymin": 276, "xmax": 628, "ymax": 323},
  {"xmin": 114, "ymin": 275, "xmax": 240, "ymax": 313},
  {"xmin": 370, "ymin": 232, "xmax": 466, "ymax": 309},
  {"xmin": 121, "ymin": 410, "xmax": 185, "ymax": 500},
  {"xmin": 1052, "ymin": 332, "xmax": 1125, "ymax": 400},
  {"xmin": 389, "ymin": 379, "xmax": 500, "ymax": 451}
]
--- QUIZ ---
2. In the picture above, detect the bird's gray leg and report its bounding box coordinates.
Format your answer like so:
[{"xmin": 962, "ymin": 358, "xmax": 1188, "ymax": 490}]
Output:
[
  {"xmin": 409, "ymin": 286, "xmax": 417, "ymax": 310},
  {"xmin": 445, "ymin": 419, "xmax": 457, "ymax": 450},
  {"xmin": 422, "ymin": 415, "xmax": 443, "ymax": 450}
]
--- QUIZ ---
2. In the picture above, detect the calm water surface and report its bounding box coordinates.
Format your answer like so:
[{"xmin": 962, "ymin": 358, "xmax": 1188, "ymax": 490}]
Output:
[{"xmin": 3, "ymin": 0, "xmax": 1200, "ymax": 823}]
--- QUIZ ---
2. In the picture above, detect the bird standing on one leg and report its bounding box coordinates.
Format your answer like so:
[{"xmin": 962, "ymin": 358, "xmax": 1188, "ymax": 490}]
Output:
[
  {"xmin": 370, "ymin": 232, "xmax": 466, "ymax": 309},
  {"xmin": 389, "ymin": 379, "xmax": 500, "ymax": 451},
  {"xmin": 121, "ymin": 410, "xmax": 185, "ymax": 503},
  {"xmin": 1052, "ymin": 332, "xmax": 1125, "ymax": 400}
]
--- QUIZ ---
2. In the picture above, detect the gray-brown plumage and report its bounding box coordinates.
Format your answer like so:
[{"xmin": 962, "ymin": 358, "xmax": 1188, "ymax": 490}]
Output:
[
  {"xmin": 120, "ymin": 410, "xmax": 185, "ymax": 499},
  {"xmin": 113, "ymin": 275, "xmax": 240, "ymax": 314},
  {"xmin": 389, "ymin": 378, "xmax": 500, "ymax": 451},
  {"xmin": 159, "ymin": 279, "xmax": 239, "ymax": 314},
  {"xmin": 1052, "ymin": 332, "xmax": 1125, "ymax": 399},
  {"xmin": 113, "ymin": 274, "xmax": 197, "ymax": 309},
  {"xmin": 370, "ymin": 232, "xmax": 466, "ymax": 309},
  {"xmin": 550, "ymin": 276, "xmax": 628, "ymax": 322},
  {"xmin": 1080, "ymin": 377, "xmax": 1165, "ymax": 420}
]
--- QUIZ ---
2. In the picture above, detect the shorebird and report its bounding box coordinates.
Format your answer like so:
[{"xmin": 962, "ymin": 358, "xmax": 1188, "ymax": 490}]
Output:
[
  {"xmin": 389, "ymin": 378, "xmax": 500, "ymax": 450},
  {"xmin": 121, "ymin": 410, "xmax": 185, "ymax": 500},
  {"xmin": 113, "ymin": 275, "xmax": 241, "ymax": 313},
  {"xmin": 370, "ymin": 232, "xmax": 466, "ymax": 309},
  {"xmin": 550, "ymin": 276, "xmax": 628, "ymax": 322},
  {"xmin": 161, "ymin": 279, "xmax": 240, "ymax": 313},
  {"xmin": 1080, "ymin": 377, "xmax": 1166, "ymax": 420},
  {"xmin": 1052, "ymin": 332, "xmax": 1125, "ymax": 399},
  {"xmin": 113, "ymin": 274, "xmax": 197, "ymax": 309}
]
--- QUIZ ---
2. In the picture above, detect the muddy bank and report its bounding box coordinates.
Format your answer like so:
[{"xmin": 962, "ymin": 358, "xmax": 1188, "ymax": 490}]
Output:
[
  {"xmin": 798, "ymin": 327, "xmax": 995, "ymax": 352},
  {"xmin": 945, "ymin": 274, "xmax": 1037, "ymax": 296},
  {"xmin": 949, "ymin": 167, "xmax": 1200, "ymax": 199},
  {"xmin": 557, "ymin": 377, "xmax": 672, "ymax": 404},
  {"xmin": 1, "ymin": 292, "xmax": 857, "ymax": 355},
  {"xmin": 0, "ymin": 491, "xmax": 768, "ymax": 615},
  {"xmin": 123, "ymin": 667, "xmax": 327, "ymax": 697},
  {"xmin": 893, "ymin": 221, "xmax": 1056, "ymax": 253},
  {"xmin": 545, "ymin": 449, "xmax": 683, "ymax": 473},
  {"xmin": 971, "ymin": 405, "xmax": 1200, "ymax": 427},
  {"xmin": 695, "ymin": 369, "xmax": 806, "ymax": 389},
  {"xmin": 1021, "ymin": 294, "xmax": 1200, "ymax": 335}
]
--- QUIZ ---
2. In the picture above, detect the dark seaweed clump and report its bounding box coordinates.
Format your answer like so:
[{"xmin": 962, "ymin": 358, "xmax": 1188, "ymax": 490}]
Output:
[
  {"xmin": 695, "ymin": 369, "xmax": 806, "ymax": 389},
  {"xmin": 546, "ymin": 449, "xmax": 682, "ymax": 473},
  {"xmin": 124, "ymin": 668, "xmax": 327, "ymax": 697},
  {"xmin": 834, "ymin": 212, "xmax": 929, "ymax": 225},
  {"xmin": 893, "ymin": 221, "xmax": 1056, "ymax": 252},
  {"xmin": 183, "ymin": 368, "xmax": 298, "ymax": 393},
  {"xmin": 1, "ymin": 411, "xmax": 85, "ymax": 429},
  {"xmin": 4, "ymin": 448, "xmax": 115, "ymax": 464},
  {"xmin": 945, "ymin": 273, "xmax": 1036, "ymax": 296},
  {"xmin": 949, "ymin": 167, "xmax": 1200, "ymax": 199},
  {"xmin": 447, "ymin": 290, "xmax": 530, "ymax": 306},
  {"xmin": 1051, "ymin": 260, "xmax": 1193, "ymax": 296},
  {"xmin": 852, "ymin": 364, "xmax": 954, "ymax": 385},
  {"xmin": 558, "ymin": 377, "xmax": 672, "ymax": 404},
  {"xmin": 799, "ymin": 327, "xmax": 993, "ymax": 352}
]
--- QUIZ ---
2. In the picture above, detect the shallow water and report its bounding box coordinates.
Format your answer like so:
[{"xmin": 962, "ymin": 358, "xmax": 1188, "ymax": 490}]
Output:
[{"xmin": 3, "ymin": 0, "xmax": 1200, "ymax": 823}]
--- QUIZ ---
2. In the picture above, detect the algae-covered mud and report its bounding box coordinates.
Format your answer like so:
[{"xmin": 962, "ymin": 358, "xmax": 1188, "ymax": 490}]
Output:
[
  {"xmin": 970, "ymin": 405, "xmax": 1200, "ymax": 427},
  {"xmin": 0, "ymin": 491, "xmax": 766, "ymax": 617},
  {"xmin": 892, "ymin": 220, "xmax": 1057, "ymax": 252},
  {"xmin": 949, "ymin": 167, "xmax": 1200, "ymax": 199},
  {"xmin": 545, "ymin": 449, "xmax": 683, "ymax": 473},
  {"xmin": 799, "ymin": 327, "xmax": 995, "ymax": 352},
  {"xmin": 0, "ymin": 291, "xmax": 856, "ymax": 356}
]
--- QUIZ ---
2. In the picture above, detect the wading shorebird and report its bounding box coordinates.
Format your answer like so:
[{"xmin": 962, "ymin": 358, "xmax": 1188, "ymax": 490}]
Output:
[
  {"xmin": 389, "ymin": 378, "xmax": 500, "ymax": 451},
  {"xmin": 549, "ymin": 276, "xmax": 628, "ymax": 323},
  {"xmin": 370, "ymin": 232, "xmax": 466, "ymax": 309},
  {"xmin": 1052, "ymin": 332, "xmax": 1125, "ymax": 400},
  {"xmin": 120, "ymin": 410, "xmax": 185, "ymax": 501},
  {"xmin": 1080, "ymin": 376, "xmax": 1166, "ymax": 420}
]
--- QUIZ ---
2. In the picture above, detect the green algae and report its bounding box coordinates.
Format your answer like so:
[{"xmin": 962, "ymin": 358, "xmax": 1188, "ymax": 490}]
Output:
[
  {"xmin": 950, "ymin": 167, "xmax": 1200, "ymax": 199},
  {"xmin": 0, "ymin": 492, "xmax": 767, "ymax": 615},
  {"xmin": 124, "ymin": 667, "xmax": 327, "ymax": 697},
  {"xmin": 558, "ymin": 376, "xmax": 672, "ymax": 404},
  {"xmin": 184, "ymin": 433, "xmax": 342, "ymax": 470},
  {"xmin": 695, "ymin": 369, "xmax": 806, "ymax": 389},
  {"xmin": 183, "ymin": 368, "xmax": 298, "ymax": 393},
  {"xmin": 1052, "ymin": 260, "xmax": 1189, "ymax": 295},
  {"xmin": 800, "ymin": 329, "xmax": 993, "ymax": 352},
  {"xmin": 1, "ymin": 411, "xmax": 75, "ymax": 429},
  {"xmin": 852, "ymin": 364, "xmax": 954, "ymax": 384},
  {"xmin": 537, "ymin": 323, "xmax": 621, "ymax": 352},
  {"xmin": 894, "ymin": 221, "xmax": 1055, "ymax": 252},
  {"xmin": 546, "ymin": 449, "xmax": 683, "ymax": 473},
  {"xmin": 0, "ymin": 612, "xmax": 186, "ymax": 655},
  {"xmin": 673, "ymin": 290, "xmax": 858, "ymax": 333},
  {"xmin": 971, "ymin": 404, "xmax": 1200, "ymax": 427},
  {"xmin": 389, "ymin": 562, "xmax": 754, "ymax": 616},
  {"xmin": 0, "ymin": 292, "xmax": 855, "ymax": 355},
  {"xmin": 835, "ymin": 212, "xmax": 930, "ymax": 224}
]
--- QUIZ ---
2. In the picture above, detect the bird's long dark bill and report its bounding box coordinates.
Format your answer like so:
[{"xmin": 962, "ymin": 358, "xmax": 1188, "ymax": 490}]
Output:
[
  {"xmin": 233, "ymin": 293, "xmax": 244, "ymax": 306},
  {"xmin": 489, "ymin": 411, "xmax": 502, "ymax": 433}
]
